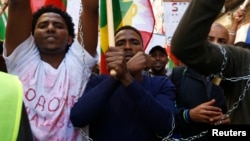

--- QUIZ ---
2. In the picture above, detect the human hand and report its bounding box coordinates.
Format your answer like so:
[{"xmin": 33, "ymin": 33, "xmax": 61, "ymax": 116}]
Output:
[
  {"xmin": 105, "ymin": 47, "xmax": 133, "ymax": 86},
  {"xmin": 127, "ymin": 51, "xmax": 154, "ymax": 76},
  {"xmin": 210, "ymin": 114, "xmax": 231, "ymax": 125},
  {"xmin": 232, "ymin": 7, "xmax": 246, "ymax": 24},
  {"xmin": 189, "ymin": 99, "xmax": 223, "ymax": 123}
]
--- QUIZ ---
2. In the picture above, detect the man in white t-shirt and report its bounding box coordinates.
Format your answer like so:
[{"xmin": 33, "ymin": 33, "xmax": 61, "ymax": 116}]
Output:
[{"xmin": 3, "ymin": 0, "xmax": 99, "ymax": 140}]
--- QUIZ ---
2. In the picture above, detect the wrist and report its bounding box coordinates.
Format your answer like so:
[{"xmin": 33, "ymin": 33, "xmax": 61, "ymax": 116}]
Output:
[
  {"xmin": 229, "ymin": 31, "xmax": 236, "ymax": 36},
  {"xmin": 183, "ymin": 109, "xmax": 191, "ymax": 123},
  {"xmin": 121, "ymin": 72, "xmax": 133, "ymax": 86}
]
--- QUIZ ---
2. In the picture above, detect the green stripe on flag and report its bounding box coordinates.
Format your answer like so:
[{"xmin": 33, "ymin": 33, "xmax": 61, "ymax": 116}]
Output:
[
  {"xmin": 0, "ymin": 2, "xmax": 7, "ymax": 41},
  {"xmin": 99, "ymin": 0, "xmax": 133, "ymax": 74},
  {"xmin": 62, "ymin": 0, "xmax": 67, "ymax": 7},
  {"xmin": 100, "ymin": 0, "xmax": 133, "ymax": 31}
]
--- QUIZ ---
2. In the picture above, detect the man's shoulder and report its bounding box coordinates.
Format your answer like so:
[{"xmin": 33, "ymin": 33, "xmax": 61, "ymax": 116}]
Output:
[{"xmin": 172, "ymin": 66, "xmax": 186, "ymax": 73}]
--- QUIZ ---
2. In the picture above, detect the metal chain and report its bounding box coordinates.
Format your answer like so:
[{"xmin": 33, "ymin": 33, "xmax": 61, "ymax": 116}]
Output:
[
  {"xmin": 163, "ymin": 131, "xmax": 208, "ymax": 141},
  {"xmin": 79, "ymin": 128, "xmax": 93, "ymax": 141},
  {"xmin": 216, "ymin": 45, "xmax": 250, "ymax": 123},
  {"xmin": 161, "ymin": 115, "xmax": 175, "ymax": 140},
  {"xmin": 163, "ymin": 127, "xmax": 208, "ymax": 141},
  {"xmin": 161, "ymin": 115, "xmax": 208, "ymax": 141},
  {"xmin": 76, "ymin": 1, "xmax": 92, "ymax": 141},
  {"xmin": 162, "ymin": 46, "xmax": 226, "ymax": 141},
  {"xmin": 163, "ymin": 45, "xmax": 250, "ymax": 140},
  {"xmin": 219, "ymin": 74, "xmax": 250, "ymax": 121}
]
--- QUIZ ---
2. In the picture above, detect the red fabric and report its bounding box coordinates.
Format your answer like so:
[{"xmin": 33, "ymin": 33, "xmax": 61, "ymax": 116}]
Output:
[
  {"xmin": 30, "ymin": 0, "xmax": 66, "ymax": 13},
  {"xmin": 30, "ymin": 0, "xmax": 46, "ymax": 13},
  {"xmin": 100, "ymin": 53, "xmax": 109, "ymax": 75},
  {"xmin": 44, "ymin": 0, "xmax": 66, "ymax": 11},
  {"xmin": 166, "ymin": 44, "xmax": 180, "ymax": 66}
]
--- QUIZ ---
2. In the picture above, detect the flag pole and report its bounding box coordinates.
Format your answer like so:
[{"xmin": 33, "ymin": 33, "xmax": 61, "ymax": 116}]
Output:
[
  {"xmin": 106, "ymin": 0, "xmax": 117, "ymax": 76},
  {"xmin": 0, "ymin": 0, "xmax": 8, "ymax": 16},
  {"xmin": 240, "ymin": 0, "xmax": 250, "ymax": 9}
]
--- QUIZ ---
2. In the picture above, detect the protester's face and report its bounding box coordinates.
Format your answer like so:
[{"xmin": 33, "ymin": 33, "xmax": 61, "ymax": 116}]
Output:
[
  {"xmin": 150, "ymin": 50, "xmax": 168, "ymax": 72},
  {"xmin": 208, "ymin": 24, "xmax": 229, "ymax": 44},
  {"xmin": 34, "ymin": 12, "xmax": 72, "ymax": 54},
  {"xmin": 115, "ymin": 29, "xmax": 143, "ymax": 62}
]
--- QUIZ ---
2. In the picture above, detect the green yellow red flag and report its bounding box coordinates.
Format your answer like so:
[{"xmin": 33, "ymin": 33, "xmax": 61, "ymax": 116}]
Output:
[{"xmin": 100, "ymin": 0, "xmax": 155, "ymax": 74}]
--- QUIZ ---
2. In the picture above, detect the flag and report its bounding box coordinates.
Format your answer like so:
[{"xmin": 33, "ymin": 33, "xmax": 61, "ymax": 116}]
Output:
[
  {"xmin": 235, "ymin": 23, "xmax": 250, "ymax": 47},
  {"xmin": 0, "ymin": 1, "xmax": 7, "ymax": 41},
  {"xmin": 164, "ymin": 1, "xmax": 190, "ymax": 68},
  {"xmin": 166, "ymin": 43, "xmax": 180, "ymax": 68},
  {"xmin": 100, "ymin": 0, "xmax": 155, "ymax": 74},
  {"xmin": 31, "ymin": 0, "xmax": 67, "ymax": 13}
]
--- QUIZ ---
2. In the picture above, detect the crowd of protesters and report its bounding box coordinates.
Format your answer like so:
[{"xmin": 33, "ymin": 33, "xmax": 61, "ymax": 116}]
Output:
[{"xmin": 1, "ymin": 0, "xmax": 250, "ymax": 141}]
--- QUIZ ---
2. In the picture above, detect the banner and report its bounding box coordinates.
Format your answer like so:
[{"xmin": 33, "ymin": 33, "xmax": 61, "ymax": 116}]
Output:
[
  {"xmin": 164, "ymin": 1, "xmax": 189, "ymax": 66},
  {"xmin": 100, "ymin": 0, "xmax": 155, "ymax": 74}
]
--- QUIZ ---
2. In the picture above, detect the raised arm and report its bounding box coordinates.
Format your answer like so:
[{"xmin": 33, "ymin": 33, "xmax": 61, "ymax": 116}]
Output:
[
  {"xmin": 228, "ymin": 7, "xmax": 246, "ymax": 45},
  {"xmin": 78, "ymin": 0, "xmax": 99, "ymax": 57},
  {"xmin": 5, "ymin": 0, "xmax": 32, "ymax": 56},
  {"xmin": 171, "ymin": 0, "xmax": 225, "ymax": 75}
]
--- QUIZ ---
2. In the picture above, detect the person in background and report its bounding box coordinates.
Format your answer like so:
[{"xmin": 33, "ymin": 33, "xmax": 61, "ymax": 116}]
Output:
[
  {"xmin": 208, "ymin": 23, "xmax": 229, "ymax": 45},
  {"xmin": 148, "ymin": 45, "xmax": 170, "ymax": 76},
  {"xmin": 70, "ymin": 25, "xmax": 176, "ymax": 141},
  {"xmin": 171, "ymin": 0, "xmax": 250, "ymax": 124},
  {"xmin": 170, "ymin": 65, "xmax": 228, "ymax": 141},
  {"xmin": 228, "ymin": 6, "xmax": 246, "ymax": 45},
  {"xmin": 3, "ymin": 0, "xmax": 99, "ymax": 140},
  {"xmin": 167, "ymin": 19, "xmax": 231, "ymax": 141}
]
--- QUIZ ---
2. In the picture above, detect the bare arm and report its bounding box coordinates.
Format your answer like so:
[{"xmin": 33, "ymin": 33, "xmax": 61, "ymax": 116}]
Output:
[
  {"xmin": 78, "ymin": 0, "xmax": 99, "ymax": 57},
  {"xmin": 228, "ymin": 7, "xmax": 246, "ymax": 45},
  {"xmin": 5, "ymin": 0, "xmax": 32, "ymax": 56}
]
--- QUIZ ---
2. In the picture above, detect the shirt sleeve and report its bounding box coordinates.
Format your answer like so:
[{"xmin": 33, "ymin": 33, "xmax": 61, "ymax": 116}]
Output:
[
  {"xmin": 171, "ymin": 0, "xmax": 225, "ymax": 75},
  {"xmin": 3, "ymin": 35, "xmax": 39, "ymax": 74},
  {"xmin": 125, "ymin": 76, "xmax": 176, "ymax": 137},
  {"xmin": 68, "ymin": 39, "xmax": 98, "ymax": 72}
]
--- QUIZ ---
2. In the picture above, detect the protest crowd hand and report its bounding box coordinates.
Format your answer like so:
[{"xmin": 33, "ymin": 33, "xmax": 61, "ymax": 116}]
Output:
[
  {"xmin": 189, "ymin": 99, "xmax": 223, "ymax": 123},
  {"xmin": 127, "ymin": 51, "xmax": 154, "ymax": 76},
  {"xmin": 210, "ymin": 114, "xmax": 231, "ymax": 125},
  {"xmin": 232, "ymin": 7, "xmax": 246, "ymax": 24},
  {"xmin": 105, "ymin": 47, "xmax": 133, "ymax": 86}
]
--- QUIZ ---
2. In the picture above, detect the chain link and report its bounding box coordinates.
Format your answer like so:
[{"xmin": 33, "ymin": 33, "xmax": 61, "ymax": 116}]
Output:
[
  {"xmin": 79, "ymin": 128, "xmax": 93, "ymax": 141},
  {"xmin": 216, "ymin": 45, "xmax": 250, "ymax": 123},
  {"xmin": 163, "ymin": 130, "xmax": 208, "ymax": 141},
  {"xmin": 161, "ymin": 115, "xmax": 175, "ymax": 140},
  {"xmin": 161, "ymin": 115, "xmax": 208, "ymax": 141},
  {"xmin": 218, "ymin": 45, "xmax": 227, "ymax": 74},
  {"xmin": 221, "ymin": 75, "xmax": 250, "ymax": 118},
  {"xmin": 164, "ymin": 45, "xmax": 250, "ymax": 140},
  {"xmin": 76, "ymin": 1, "xmax": 92, "ymax": 141}
]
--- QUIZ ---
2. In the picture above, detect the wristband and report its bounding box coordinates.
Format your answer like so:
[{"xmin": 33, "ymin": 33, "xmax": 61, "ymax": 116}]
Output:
[{"xmin": 229, "ymin": 32, "xmax": 236, "ymax": 36}]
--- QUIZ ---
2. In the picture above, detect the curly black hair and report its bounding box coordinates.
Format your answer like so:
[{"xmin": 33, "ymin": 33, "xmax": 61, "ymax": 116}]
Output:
[{"xmin": 32, "ymin": 5, "xmax": 75, "ymax": 39}]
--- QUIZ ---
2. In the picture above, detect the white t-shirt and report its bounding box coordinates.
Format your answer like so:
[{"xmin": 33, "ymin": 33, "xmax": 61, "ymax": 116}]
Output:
[{"xmin": 3, "ymin": 35, "xmax": 97, "ymax": 141}]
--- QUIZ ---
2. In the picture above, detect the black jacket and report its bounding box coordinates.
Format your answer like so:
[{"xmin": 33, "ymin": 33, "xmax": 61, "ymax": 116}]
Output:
[
  {"xmin": 171, "ymin": 0, "xmax": 250, "ymax": 124},
  {"xmin": 170, "ymin": 66, "xmax": 227, "ymax": 140}
]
